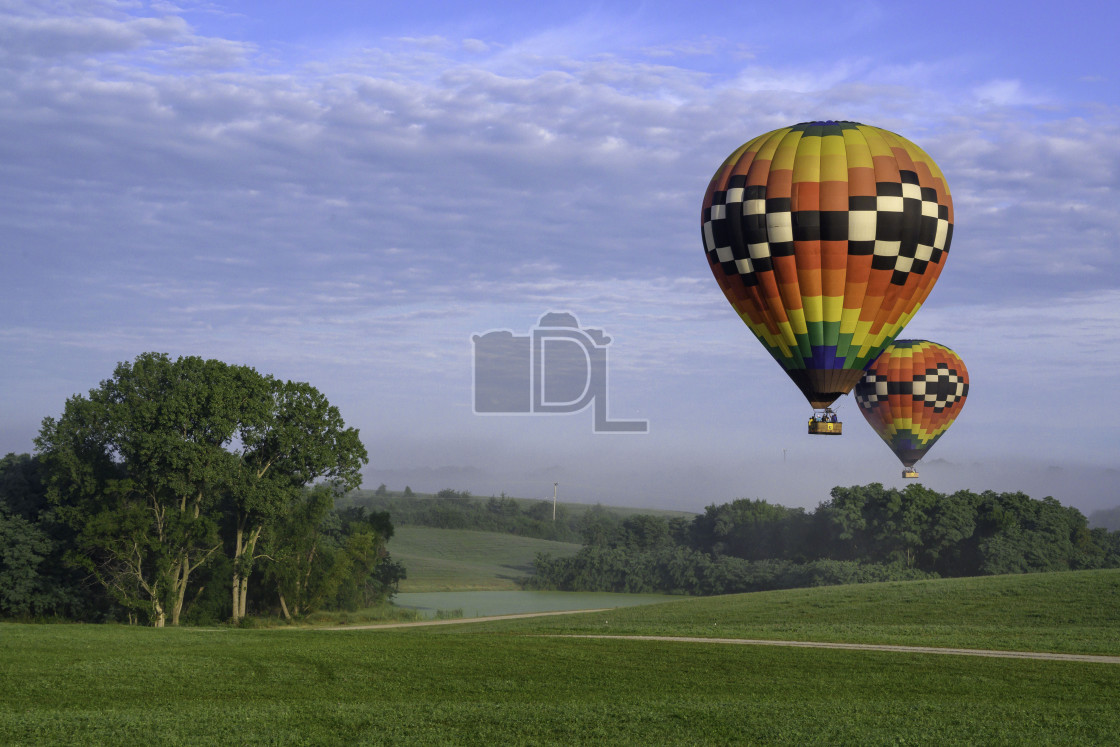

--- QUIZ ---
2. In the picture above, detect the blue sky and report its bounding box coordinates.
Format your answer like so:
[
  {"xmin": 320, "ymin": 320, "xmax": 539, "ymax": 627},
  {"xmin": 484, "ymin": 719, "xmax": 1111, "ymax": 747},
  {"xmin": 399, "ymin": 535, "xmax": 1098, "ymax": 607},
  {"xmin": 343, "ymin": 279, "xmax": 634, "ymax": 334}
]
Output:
[{"xmin": 2, "ymin": 0, "xmax": 1118, "ymax": 514}]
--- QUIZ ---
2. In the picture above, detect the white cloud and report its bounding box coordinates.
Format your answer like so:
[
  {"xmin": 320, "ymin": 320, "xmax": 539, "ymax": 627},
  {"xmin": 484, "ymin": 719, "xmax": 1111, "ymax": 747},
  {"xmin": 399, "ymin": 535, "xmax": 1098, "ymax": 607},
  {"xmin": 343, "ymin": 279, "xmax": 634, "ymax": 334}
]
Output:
[
  {"xmin": 973, "ymin": 79, "xmax": 1045, "ymax": 107},
  {"xmin": 0, "ymin": 10, "xmax": 188, "ymax": 59},
  {"xmin": 3, "ymin": 1, "xmax": 1119, "ymax": 507},
  {"xmin": 461, "ymin": 38, "xmax": 488, "ymax": 54}
]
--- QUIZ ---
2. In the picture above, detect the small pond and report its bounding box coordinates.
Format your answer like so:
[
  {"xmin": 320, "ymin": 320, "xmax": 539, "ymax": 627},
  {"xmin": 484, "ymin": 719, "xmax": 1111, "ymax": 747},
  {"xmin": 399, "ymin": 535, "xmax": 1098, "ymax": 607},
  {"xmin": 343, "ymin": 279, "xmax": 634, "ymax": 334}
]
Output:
[{"xmin": 393, "ymin": 590, "xmax": 678, "ymax": 619}]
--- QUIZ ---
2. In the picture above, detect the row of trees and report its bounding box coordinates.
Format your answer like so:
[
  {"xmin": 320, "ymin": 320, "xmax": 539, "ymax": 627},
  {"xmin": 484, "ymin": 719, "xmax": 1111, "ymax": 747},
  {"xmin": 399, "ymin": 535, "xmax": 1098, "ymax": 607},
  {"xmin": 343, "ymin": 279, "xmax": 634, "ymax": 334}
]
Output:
[
  {"xmin": 1091, "ymin": 505, "xmax": 1120, "ymax": 532},
  {"xmin": 528, "ymin": 484, "xmax": 1120, "ymax": 595},
  {"xmin": 351, "ymin": 488, "xmax": 608, "ymax": 543},
  {"xmin": 0, "ymin": 353, "xmax": 398, "ymax": 626}
]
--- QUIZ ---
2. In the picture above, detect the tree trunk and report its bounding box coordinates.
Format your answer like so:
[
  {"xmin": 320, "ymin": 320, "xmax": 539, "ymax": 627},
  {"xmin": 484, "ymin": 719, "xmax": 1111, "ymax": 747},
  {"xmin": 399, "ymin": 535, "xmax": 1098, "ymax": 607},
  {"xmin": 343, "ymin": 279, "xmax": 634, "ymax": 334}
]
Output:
[
  {"xmin": 231, "ymin": 524, "xmax": 244, "ymax": 623},
  {"xmin": 278, "ymin": 591, "xmax": 292, "ymax": 621},
  {"xmin": 231, "ymin": 520, "xmax": 262, "ymax": 623},
  {"xmin": 170, "ymin": 492, "xmax": 206, "ymax": 626},
  {"xmin": 171, "ymin": 543, "xmax": 219, "ymax": 625},
  {"xmin": 238, "ymin": 575, "xmax": 249, "ymax": 619},
  {"xmin": 171, "ymin": 556, "xmax": 189, "ymax": 626}
]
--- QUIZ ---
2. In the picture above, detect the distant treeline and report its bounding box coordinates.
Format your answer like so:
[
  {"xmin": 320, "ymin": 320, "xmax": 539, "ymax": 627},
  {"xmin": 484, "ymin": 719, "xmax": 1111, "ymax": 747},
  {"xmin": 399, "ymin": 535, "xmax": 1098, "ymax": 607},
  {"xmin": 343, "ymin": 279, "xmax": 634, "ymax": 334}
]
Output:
[
  {"xmin": 1090, "ymin": 505, "xmax": 1120, "ymax": 532},
  {"xmin": 525, "ymin": 484, "xmax": 1120, "ymax": 595},
  {"xmin": 346, "ymin": 487, "xmax": 616, "ymax": 543}
]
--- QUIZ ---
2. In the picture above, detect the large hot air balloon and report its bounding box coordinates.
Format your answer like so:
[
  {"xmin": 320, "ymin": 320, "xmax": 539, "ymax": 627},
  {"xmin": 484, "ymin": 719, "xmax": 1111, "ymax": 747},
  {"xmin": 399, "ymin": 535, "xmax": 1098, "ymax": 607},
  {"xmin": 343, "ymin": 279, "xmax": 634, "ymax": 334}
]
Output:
[
  {"xmin": 854, "ymin": 340, "xmax": 969, "ymax": 478},
  {"xmin": 701, "ymin": 121, "xmax": 953, "ymax": 431}
]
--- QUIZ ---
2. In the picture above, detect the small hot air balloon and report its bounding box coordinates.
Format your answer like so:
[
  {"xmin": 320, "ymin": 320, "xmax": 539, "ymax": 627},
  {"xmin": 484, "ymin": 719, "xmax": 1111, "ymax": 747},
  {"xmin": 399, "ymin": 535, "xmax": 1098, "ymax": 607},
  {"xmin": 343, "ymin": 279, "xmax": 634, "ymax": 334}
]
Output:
[
  {"xmin": 701, "ymin": 121, "xmax": 953, "ymax": 432},
  {"xmin": 854, "ymin": 340, "xmax": 969, "ymax": 478}
]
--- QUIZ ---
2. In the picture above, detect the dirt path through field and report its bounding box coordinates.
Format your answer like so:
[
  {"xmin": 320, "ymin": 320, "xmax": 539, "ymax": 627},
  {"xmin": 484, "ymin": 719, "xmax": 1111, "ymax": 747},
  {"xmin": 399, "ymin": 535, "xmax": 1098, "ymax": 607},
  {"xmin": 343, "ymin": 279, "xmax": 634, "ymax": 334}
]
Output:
[
  {"xmin": 550, "ymin": 634, "xmax": 1120, "ymax": 664},
  {"xmin": 325, "ymin": 609, "xmax": 1120, "ymax": 664},
  {"xmin": 322, "ymin": 608, "xmax": 612, "ymax": 630}
]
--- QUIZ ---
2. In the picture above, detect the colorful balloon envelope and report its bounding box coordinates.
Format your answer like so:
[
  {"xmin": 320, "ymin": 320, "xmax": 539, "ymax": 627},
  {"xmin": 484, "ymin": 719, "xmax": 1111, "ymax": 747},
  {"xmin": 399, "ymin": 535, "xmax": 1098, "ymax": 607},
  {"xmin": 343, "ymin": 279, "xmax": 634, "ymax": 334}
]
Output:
[
  {"xmin": 701, "ymin": 121, "xmax": 954, "ymax": 408},
  {"xmin": 854, "ymin": 340, "xmax": 969, "ymax": 470}
]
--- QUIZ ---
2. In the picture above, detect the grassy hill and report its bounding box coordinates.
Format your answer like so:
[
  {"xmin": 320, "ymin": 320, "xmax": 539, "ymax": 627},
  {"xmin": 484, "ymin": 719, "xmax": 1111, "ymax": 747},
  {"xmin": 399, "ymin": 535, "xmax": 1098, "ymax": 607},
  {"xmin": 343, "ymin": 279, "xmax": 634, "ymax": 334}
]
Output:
[
  {"xmin": 373, "ymin": 492, "xmax": 689, "ymax": 592},
  {"xmin": 2, "ymin": 570, "xmax": 1119, "ymax": 744},
  {"xmin": 390, "ymin": 526, "xmax": 581, "ymax": 591},
  {"xmin": 474, "ymin": 567, "xmax": 1120, "ymax": 656}
]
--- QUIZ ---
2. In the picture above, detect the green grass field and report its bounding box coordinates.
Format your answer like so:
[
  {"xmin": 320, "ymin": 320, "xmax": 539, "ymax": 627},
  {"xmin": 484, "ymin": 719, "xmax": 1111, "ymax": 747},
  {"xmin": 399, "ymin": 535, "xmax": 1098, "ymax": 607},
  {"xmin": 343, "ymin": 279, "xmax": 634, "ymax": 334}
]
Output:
[
  {"xmin": 3, "ymin": 569, "xmax": 1119, "ymax": 744},
  {"xmin": 390, "ymin": 525, "xmax": 581, "ymax": 591},
  {"xmin": 477, "ymin": 568, "xmax": 1120, "ymax": 655}
]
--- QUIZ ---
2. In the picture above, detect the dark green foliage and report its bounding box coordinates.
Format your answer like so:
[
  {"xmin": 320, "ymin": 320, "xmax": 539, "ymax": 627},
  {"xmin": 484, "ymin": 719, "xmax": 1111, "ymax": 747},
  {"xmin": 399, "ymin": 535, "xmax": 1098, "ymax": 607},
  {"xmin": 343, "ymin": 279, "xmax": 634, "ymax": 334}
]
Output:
[
  {"xmin": 0, "ymin": 504, "xmax": 56, "ymax": 616},
  {"xmin": 0, "ymin": 452, "xmax": 47, "ymax": 519},
  {"xmin": 335, "ymin": 504, "xmax": 404, "ymax": 604},
  {"xmin": 530, "ymin": 484, "xmax": 1120, "ymax": 596},
  {"xmin": 1090, "ymin": 527, "xmax": 1120, "ymax": 567},
  {"xmin": 260, "ymin": 485, "xmax": 344, "ymax": 618},
  {"xmin": 975, "ymin": 492, "xmax": 1091, "ymax": 574},
  {"xmin": 0, "ymin": 454, "xmax": 90, "ymax": 619},
  {"xmin": 180, "ymin": 551, "xmax": 233, "ymax": 625},
  {"xmin": 1, "ymin": 455, "xmax": 52, "ymax": 617},
  {"xmin": 8, "ymin": 352, "xmax": 379, "ymax": 626},
  {"xmin": 690, "ymin": 498, "xmax": 809, "ymax": 560},
  {"xmin": 576, "ymin": 503, "xmax": 623, "ymax": 546},
  {"xmin": 239, "ymin": 488, "xmax": 405, "ymax": 620},
  {"xmin": 527, "ymin": 545, "xmax": 930, "ymax": 595}
]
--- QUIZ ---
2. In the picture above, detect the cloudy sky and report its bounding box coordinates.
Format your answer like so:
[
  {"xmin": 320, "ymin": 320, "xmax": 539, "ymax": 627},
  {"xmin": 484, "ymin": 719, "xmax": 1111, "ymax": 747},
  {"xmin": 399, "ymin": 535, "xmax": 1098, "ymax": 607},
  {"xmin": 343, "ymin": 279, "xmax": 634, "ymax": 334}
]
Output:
[{"xmin": 3, "ymin": 0, "xmax": 1118, "ymax": 514}]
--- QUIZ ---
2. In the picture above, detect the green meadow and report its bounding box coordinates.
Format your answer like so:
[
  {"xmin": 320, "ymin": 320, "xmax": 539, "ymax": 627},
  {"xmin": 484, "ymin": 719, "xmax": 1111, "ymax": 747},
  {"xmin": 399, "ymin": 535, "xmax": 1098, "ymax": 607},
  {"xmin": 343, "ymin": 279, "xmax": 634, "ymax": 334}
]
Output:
[
  {"xmin": 478, "ymin": 568, "xmax": 1120, "ymax": 655},
  {"xmin": 390, "ymin": 525, "xmax": 581, "ymax": 591},
  {"xmin": 3, "ymin": 569, "xmax": 1119, "ymax": 745}
]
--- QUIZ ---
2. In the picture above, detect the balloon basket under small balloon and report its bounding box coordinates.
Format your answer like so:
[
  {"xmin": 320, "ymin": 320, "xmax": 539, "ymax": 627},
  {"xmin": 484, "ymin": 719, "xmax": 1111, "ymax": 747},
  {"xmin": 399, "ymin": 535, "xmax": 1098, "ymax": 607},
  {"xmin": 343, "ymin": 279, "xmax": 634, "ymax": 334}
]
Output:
[
  {"xmin": 902, "ymin": 469, "xmax": 920, "ymax": 479},
  {"xmin": 808, "ymin": 408, "xmax": 842, "ymax": 435}
]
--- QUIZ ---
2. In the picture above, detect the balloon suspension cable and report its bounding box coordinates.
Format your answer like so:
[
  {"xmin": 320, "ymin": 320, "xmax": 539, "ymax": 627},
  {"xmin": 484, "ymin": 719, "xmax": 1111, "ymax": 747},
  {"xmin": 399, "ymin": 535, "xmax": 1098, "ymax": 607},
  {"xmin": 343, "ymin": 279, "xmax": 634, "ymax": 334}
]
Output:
[{"xmin": 809, "ymin": 407, "xmax": 840, "ymax": 423}]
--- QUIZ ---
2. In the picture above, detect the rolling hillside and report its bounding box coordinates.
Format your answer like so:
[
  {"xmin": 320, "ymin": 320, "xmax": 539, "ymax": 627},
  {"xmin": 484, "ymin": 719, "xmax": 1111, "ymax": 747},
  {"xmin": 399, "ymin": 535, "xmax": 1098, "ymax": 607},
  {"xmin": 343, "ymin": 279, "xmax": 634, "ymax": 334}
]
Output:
[
  {"xmin": 390, "ymin": 526, "xmax": 582, "ymax": 591},
  {"xmin": 472, "ymin": 567, "xmax": 1120, "ymax": 656},
  {"xmin": 3, "ymin": 570, "xmax": 1119, "ymax": 744}
]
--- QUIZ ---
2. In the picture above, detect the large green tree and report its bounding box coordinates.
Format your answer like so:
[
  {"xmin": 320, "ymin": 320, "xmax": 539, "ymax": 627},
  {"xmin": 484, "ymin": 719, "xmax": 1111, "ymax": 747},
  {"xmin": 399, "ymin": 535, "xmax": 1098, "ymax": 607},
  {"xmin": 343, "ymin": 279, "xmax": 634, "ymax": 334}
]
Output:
[
  {"xmin": 34, "ymin": 353, "xmax": 368, "ymax": 626},
  {"xmin": 36, "ymin": 354, "xmax": 256, "ymax": 625},
  {"xmin": 228, "ymin": 379, "xmax": 368, "ymax": 623}
]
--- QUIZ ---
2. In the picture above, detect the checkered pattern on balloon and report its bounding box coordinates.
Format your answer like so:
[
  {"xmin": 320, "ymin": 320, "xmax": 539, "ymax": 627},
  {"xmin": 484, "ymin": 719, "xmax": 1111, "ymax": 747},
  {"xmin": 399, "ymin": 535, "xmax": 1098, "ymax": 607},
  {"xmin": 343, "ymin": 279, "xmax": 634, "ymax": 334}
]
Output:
[
  {"xmin": 854, "ymin": 340, "xmax": 969, "ymax": 468},
  {"xmin": 701, "ymin": 121, "xmax": 954, "ymax": 409}
]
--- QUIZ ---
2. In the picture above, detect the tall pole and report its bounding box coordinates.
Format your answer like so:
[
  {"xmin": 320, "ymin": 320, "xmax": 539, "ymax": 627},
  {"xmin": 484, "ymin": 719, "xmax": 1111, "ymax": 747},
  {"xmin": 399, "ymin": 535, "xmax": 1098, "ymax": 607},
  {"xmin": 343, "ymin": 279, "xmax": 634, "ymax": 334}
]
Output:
[{"xmin": 553, "ymin": 482, "xmax": 558, "ymax": 521}]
